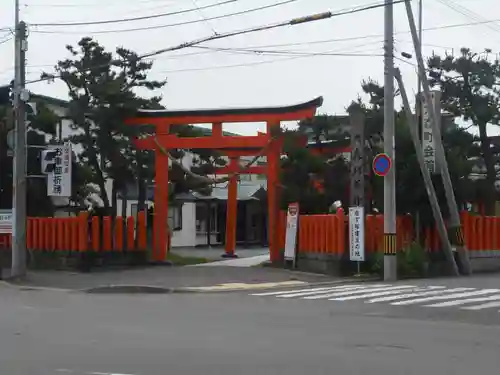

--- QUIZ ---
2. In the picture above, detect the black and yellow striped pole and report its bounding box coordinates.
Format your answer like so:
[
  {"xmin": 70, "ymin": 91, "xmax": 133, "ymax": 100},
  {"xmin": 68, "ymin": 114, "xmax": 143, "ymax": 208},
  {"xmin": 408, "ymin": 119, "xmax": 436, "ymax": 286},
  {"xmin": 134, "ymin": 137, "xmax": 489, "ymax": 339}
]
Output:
[{"xmin": 383, "ymin": 233, "xmax": 397, "ymax": 256}]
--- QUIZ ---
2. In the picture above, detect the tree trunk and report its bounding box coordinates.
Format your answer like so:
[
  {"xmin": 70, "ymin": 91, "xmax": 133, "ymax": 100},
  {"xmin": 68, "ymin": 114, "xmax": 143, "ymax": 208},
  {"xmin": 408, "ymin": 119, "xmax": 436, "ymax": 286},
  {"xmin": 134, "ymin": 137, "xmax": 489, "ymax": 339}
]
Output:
[
  {"xmin": 478, "ymin": 122, "xmax": 496, "ymax": 215},
  {"xmin": 121, "ymin": 195, "xmax": 127, "ymax": 219},
  {"xmin": 137, "ymin": 155, "xmax": 146, "ymax": 214},
  {"xmin": 111, "ymin": 180, "xmax": 118, "ymax": 218}
]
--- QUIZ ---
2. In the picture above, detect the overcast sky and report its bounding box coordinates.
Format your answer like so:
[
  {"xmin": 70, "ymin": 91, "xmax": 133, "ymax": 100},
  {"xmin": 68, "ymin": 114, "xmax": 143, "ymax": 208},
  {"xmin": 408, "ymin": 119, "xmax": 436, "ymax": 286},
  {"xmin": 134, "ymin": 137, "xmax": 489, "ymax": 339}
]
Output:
[{"xmin": 0, "ymin": 0, "xmax": 499, "ymax": 135}]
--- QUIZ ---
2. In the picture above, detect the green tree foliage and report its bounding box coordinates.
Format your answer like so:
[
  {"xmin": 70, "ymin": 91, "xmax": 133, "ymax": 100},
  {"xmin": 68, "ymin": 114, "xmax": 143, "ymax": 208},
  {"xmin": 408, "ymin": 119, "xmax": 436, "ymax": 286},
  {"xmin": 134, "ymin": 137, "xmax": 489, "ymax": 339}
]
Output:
[
  {"xmin": 43, "ymin": 37, "xmax": 225, "ymax": 214},
  {"xmin": 279, "ymin": 80, "xmax": 477, "ymax": 222},
  {"xmin": 42, "ymin": 37, "xmax": 166, "ymax": 214},
  {"xmin": 427, "ymin": 48, "xmax": 500, "ymax": 214}
]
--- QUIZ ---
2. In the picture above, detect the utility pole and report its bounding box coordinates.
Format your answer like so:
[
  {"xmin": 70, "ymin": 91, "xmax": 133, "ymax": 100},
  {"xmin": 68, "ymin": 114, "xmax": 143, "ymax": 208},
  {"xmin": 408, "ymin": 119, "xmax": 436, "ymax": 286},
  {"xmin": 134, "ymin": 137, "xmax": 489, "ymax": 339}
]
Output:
[
  {"xmin": 417, "ymin": 0, "xmax": 423, "ymax": 93},
  {"xmin": 11, "ymin": 0, "xmax": 27, "ymax": 278},
  {"xmin": 395, "ymin": 68, "xmax": 459, "ymax": 276},
  {"xmin": 403, "ymin": 0, "xmax": 471, "ymax": 275},
  {"xmin": 383, "ymin": 0, "xmax": 397, "ymax": 281}
]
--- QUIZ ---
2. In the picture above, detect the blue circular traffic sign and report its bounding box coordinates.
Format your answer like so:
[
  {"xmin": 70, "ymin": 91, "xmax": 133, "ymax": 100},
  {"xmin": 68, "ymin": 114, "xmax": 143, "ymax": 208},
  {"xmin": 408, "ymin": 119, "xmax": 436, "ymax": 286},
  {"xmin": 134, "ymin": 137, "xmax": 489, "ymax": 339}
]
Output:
[{"xmin": 373, "ymin": 153, "xmax": 392, "ymax": 177}]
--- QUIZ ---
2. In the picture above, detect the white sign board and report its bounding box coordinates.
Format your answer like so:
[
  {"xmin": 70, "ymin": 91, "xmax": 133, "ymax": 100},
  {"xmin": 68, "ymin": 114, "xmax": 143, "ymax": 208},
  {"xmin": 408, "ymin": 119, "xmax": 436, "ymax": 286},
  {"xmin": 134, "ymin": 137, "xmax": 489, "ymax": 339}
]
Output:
[
  {"xmin": 0, "ymin": 209, "xmax": 13, "ymax": 234},
  {"xmin": 349, "ymin": 206, "xmax": 365, "ymax": 262},
  {"xmin": 420, "ymin": 91, "xmax": 441, "ymax": 175},
  {"xmin": 47, "ymin": 143, "xmax": 72, "ymax": 197},
  {"xmin": 284, "ymin": 203, "xmax": 299, "ymax": 261}
]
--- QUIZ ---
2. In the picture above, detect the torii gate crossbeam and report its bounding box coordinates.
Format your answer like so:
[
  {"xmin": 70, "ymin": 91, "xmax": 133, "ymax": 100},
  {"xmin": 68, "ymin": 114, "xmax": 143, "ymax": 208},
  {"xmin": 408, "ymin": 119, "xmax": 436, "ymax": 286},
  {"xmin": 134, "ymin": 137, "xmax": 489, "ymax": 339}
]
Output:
[{"xmin": 125, "ymin": 97, "xmax": 323, "ymax": 263}]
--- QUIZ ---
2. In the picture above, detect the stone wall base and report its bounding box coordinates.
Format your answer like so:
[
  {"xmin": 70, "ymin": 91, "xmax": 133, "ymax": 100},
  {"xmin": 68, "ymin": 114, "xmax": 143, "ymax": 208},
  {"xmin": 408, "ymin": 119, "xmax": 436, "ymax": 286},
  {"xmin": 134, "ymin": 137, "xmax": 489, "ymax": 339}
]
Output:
[{"xmin": 0, "ymin": 249, "xmax": 148, "ymax": 276}]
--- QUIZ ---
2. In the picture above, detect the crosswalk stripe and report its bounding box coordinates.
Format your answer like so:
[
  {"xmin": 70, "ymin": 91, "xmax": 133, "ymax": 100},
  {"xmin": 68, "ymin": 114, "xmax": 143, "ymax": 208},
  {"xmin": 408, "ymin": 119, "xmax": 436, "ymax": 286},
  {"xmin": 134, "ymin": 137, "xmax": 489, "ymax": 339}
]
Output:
[
  {"xmin": 391, "ymin": 289, "xmax": 500, "ymax": 306},
  {"xmin": 250, "ymin": 285, "xmax": 364, "ymax": 297},
  {"xmin": 426, "ymin": 294, "xmax": 500, "ymax": 307},
  {"xmin": 303, "ymin": 285, "xmax": 416, "ymax": 300},
  {"xmin": 461, "ymin": 301, "xmax": 500, "ymax": 310},
  {"xmin": 276, "ymin": 285, "xmax": 379, "ymax": 298},
  {"xmin": 333, "ymin": 286, "xmax": 447, "ymax": 301},
  {"xmin": 250, "ymin": 283, "xmax": 500, "ymax": 313},
  {"xmin": 367, "ymin": 287, "xmax": 473, "ymax": 303}
]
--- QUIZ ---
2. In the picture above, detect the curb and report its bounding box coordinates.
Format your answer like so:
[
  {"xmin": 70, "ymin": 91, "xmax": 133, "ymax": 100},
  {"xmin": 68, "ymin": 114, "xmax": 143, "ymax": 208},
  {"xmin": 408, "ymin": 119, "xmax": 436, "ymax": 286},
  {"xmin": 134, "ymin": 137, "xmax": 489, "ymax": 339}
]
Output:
[
  {"xmin": 0, "ymin": 280, "xmax": 73, "ymax": 293},
  {"xmin": 82, "ymin": 285, "xmax": 189, "ymax": 294},
  {"xmin": 163, "ymin": 276, "xmax": 381, "ymax": 294},
  {"xmin": 1, "ymin": 276, "xmax": 381, "ymax": 295}
]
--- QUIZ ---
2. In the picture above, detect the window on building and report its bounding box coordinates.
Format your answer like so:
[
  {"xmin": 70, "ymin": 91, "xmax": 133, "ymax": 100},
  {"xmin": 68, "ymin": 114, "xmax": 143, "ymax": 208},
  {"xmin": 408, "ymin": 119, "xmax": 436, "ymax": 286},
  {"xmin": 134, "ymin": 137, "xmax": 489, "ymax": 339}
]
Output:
[
  {"xmin": 210, "ymin": 205, "xmax": 217, "ymax": 232},
  {"xmin": 195, "ymin": 204, "xmax": 218, "ymax": 233}
]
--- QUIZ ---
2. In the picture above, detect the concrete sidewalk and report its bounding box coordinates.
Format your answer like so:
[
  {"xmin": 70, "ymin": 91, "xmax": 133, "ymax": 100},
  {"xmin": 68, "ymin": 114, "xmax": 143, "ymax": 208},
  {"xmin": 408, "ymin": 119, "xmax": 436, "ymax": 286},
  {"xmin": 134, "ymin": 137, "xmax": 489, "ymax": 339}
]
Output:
[{"xmin": 5, "ymin": 265, "xmax": 342, "ymax": 293}]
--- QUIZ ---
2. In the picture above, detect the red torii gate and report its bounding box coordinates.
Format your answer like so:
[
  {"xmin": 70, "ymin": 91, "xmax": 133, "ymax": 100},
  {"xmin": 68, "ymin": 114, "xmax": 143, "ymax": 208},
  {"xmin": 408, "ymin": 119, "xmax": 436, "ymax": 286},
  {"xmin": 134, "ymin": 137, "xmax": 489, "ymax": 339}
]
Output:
[{"xmin": 125, "ymin": 97, "xmax": 323, "ymax": 263}]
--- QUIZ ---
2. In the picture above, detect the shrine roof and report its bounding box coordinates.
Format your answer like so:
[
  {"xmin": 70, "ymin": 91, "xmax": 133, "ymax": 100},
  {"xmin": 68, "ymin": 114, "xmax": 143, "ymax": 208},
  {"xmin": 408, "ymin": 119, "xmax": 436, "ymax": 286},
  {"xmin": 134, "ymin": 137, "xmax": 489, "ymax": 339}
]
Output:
[{"xmin": 130, "ymin": 97, "xmax": 323, "ymax": 119}]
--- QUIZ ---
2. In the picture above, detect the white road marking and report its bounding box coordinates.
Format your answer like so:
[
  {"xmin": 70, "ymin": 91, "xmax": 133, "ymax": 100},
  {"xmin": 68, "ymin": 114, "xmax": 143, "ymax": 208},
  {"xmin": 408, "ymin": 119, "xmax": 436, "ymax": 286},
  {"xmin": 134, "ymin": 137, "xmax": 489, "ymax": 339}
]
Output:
[
  {"xmin": 251, "ymin": 285, "xmax": 363, "ymax": 297},
  {"xmin": 192, "ymin": 280, "xmax": 306, "ymax": 292},
  {"xmin": 461, "ymin": 301, "xmax": 500, "ymax": 311},
  {"xmin": 332, "ymin": 286, "xmax": 447, "ymax": 301},
  {"xmin": 250, "ymin": 283, "xmax": 500, "ymax": 313},
  {"xmin": 56, "ymin": 370, "xmax": 136, "ymax": 375},
  {"xmin": 367, "ymin": 287, "xmax": 472, "ymax": 303},
  {"xmin": 277, "ymin": 285, "xmax": 383, "ymax": 298},
  {"xmin": 304, "ymin": 285, "xmax": 416, "ymax": 300},
  {"xmin": 426, "ymin": 294, "xmax": 500, "ymax": 307},
  {"xmin": 391, "ymin": 289, "xmax": 500, "ymax": 306}
]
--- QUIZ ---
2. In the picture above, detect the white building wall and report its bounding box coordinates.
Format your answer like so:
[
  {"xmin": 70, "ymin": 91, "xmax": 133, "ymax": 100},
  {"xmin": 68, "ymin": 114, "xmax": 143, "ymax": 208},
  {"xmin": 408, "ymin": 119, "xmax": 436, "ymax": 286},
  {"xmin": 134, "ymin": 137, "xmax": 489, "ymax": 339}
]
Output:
[{"xmin": 170, "ymin": 202, "xmax": 197, "ymax": 248}]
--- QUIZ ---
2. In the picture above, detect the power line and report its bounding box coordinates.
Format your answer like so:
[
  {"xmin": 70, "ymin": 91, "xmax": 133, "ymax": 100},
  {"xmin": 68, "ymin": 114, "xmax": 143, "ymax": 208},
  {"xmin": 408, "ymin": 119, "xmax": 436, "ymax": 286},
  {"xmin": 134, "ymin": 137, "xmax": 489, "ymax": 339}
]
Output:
[
  {"xmin": 24, "ymin": 7, "xmax": 337, "ymax": 85},
  {"xmin": 22, "ymin": 0, "xmax": 489, "ymax": 86},
  {"xmin": 7, "ymin": 40, "xmax": 383, "ymax": 78},
  {"xmin": 23, "ymin": 1, "xmax": 202, "ymax": 21},
  {"xmin": 433, "ymin": 0, "xmax": 500, "ymax": 35},
  {"xmin": 30, "ymin": 0, "xmax": 405, "ymax": 35},
  {"xmin": 237, "ymin": 17, "xmax": 500, "ymax": 51},
  {"xmin": 192, "ymin": 44, "xmax": 383, "ymax": 57},
  {"xmin": 30, "ymin": 0, "xmax": 240, "ymax": 26},
  {"xmin": 0, "ymin": 36, "xmax": 13, "ymax": 45},
  {"xmin": 19, "ymin": 15, "xmax": 496, "ymax": 73},
  {"xmin": 157, "ymin": 50, "xmax": 383, "ymax": 74},
  {"xmin": 22, "ymin": 0, "xmax": 179, "ymax": 7},
  {"xmin": 17, "ymin": 14, "xmax": 500, "ymax": 71}
]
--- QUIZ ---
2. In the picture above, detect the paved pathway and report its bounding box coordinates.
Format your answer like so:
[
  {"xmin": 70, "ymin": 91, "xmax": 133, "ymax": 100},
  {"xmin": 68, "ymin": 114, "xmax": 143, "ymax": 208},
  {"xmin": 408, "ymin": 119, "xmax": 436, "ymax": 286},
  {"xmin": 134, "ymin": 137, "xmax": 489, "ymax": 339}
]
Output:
[
  {"xmin": 192, "ymin": 254, "xmax": 269, "ymax": 267},
  {"xmin": 173, "ymin": 247, "xmax": 268, "ymax": 261}
]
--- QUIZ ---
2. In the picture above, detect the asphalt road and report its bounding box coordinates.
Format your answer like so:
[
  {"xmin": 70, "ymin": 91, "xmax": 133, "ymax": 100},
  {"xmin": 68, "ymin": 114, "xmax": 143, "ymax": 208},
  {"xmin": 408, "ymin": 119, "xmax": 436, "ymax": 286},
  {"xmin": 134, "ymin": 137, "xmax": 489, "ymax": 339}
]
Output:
[{"xmin": 0, "ymin": 277, "xmax": 499, "ymax": 375}]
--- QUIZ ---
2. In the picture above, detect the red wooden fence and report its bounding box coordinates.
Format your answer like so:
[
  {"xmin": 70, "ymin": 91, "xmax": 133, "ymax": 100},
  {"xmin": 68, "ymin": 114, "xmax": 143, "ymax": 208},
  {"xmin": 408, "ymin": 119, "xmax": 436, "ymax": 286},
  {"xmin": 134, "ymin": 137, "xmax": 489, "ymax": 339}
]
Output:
[
  {"xmin": 0, "ymin": 212, "xmax": 148, "ymax": 252},
  {"xmin": 277, "ymin": 211, "xmax": 500, "ymax": 255}
]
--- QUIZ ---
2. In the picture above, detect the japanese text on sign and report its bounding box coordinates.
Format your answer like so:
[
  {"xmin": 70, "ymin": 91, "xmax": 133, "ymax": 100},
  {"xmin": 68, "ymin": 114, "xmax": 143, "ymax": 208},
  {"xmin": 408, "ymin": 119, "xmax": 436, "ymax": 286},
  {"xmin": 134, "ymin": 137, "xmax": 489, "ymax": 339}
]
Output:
[
  {"xmin": 349, "ymin": 112, "xmax": 365, "ymax": 207},
  {"xmin": 47, "ymin": 143, "xmax": 72, "ymax": 197},
  {"xmin": 349, "ymin": 206, "xmax": 365, "ymax": 262},
  {"xmin": 284, "ymin": 203, "xmax": 299, "ymax": 261},
  {"xmin": 420, "ymin": 91, "xmax": 441, "ymax": 175}
]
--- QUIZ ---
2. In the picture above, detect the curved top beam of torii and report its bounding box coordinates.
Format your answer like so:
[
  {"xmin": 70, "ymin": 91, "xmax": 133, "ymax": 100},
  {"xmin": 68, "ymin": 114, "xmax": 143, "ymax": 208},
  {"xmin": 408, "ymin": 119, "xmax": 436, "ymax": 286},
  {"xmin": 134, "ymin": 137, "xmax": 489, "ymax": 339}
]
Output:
[{"xmin": 124, "ymin": 96, "xmax": 324, "ymax": 126}]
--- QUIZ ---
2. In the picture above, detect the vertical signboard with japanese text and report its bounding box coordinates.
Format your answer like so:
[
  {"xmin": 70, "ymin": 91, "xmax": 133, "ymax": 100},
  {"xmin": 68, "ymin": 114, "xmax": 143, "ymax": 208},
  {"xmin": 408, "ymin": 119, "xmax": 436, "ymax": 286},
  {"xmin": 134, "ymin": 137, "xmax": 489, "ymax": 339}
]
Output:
[
  {"xmin": 419, "ymin": 91, "xmax": 441, "ymax": 175},
  {"xmin": 284, "ymin": 202, "xmax": 299, "ymax": 262},
  {"xmin": 349, "ymin": 206, "xmax": 365, "ymax": 261},
  {"xmin": 349, "ymin": 111, "xmax": 365, "ymax": 208},
  {"xmin": 348, "ymin": 111, "xmax": 366, "ymax": 264},
  {"xmin": 47, "ymin": 143, "xmax": 72, "ymax": 197}
]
